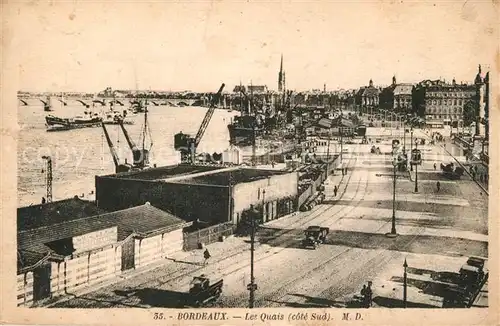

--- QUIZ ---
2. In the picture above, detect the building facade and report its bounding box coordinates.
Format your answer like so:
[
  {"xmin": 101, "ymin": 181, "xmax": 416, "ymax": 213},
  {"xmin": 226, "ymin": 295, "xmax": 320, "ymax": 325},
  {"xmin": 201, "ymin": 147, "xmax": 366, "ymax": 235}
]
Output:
[
  {"xmin": 378, "ymin": 76, "xmax": 413, "ymax": 113},
  {"xmin": 96, "ymin": 165, "xmax": 298, "ymax": 227},
  {"xmin": 393, "ymin": 83, "xmax": 413, "ymax": 112},
  {"xmin": 412, "ymin": 79, "xmax": 476, "ymax": 128},
  {"xmin": 355, "ymin": 79, "xmax": 380, "ymax": 110},
  {"xmin": 17, "ymin": 199, "xmax": 191, "ymax": 307}
]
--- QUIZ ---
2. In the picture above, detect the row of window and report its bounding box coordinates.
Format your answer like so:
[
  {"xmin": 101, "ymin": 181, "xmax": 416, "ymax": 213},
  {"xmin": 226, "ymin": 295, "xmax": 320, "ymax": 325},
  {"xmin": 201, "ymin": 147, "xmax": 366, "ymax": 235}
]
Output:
[
  {"xmin": 426, "ymin": 114, "xmax": 462, "ymax": 120},
  {"xmin": 426, "ymin": 107, "xmax": 463, "ymax": 114},
  {"xmin": 426, "ymin": 91, "xmax": 475, "ymax": 98},
  {"xmin": 426, "ymin": 99, "xmax": 467, "ymax": 105}
]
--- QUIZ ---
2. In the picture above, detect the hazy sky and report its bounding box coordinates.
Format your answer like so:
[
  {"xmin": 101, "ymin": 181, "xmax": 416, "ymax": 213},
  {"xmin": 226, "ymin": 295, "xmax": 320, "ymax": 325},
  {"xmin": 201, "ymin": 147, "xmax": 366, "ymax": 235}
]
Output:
[{"xmin": 6, "ymin": 1, "xmax": 497, "ymax": 93}]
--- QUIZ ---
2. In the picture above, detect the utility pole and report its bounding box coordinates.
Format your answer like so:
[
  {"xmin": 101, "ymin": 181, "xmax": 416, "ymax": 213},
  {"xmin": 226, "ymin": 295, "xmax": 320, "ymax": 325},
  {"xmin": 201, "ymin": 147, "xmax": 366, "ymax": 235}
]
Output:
[
  {"xmin": 252, "ymin": 126, "xmax": 257, "ymax": 167},
  {"xmin": 410, "ymin": 128, "xmax": 414, "ymax": 171},
  {"xmin": 247, "ymin": 202, "xmax": 259, "ymax": 308},
  {"xmin": 326, "ymin": 128, "xmax": 331, "ymax": 176},
  {"xmin": 414, "ymin": 139, "xmax": 419, "ymax": 193},
  {"xmin": 387, "ymin": 157, "xmax": 397, "ymax": 237},
  {"xmin": 403, "ymin": 258, "xmax": 408, "ymax": 308},
  {"xmin": 41, "ymin": 156, "xmax": 52, "ymax": 203},
  {"xmin": 403, "ymin": 115, "xmax": 406, "ymax": 153}
]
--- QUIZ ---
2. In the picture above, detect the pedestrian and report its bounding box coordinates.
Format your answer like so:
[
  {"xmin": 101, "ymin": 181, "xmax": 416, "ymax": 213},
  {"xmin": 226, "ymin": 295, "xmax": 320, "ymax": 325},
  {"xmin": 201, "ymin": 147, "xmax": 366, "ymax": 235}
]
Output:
[
  {"xmin": 366, "ymin": 282, "xmax": 373, "ymax": 307},
  {"xmin": 360, "ymin": 285, "xmax": 367, "ymax": 305},
  {"xmin": 203, "ymin": 248, "xmax": 211, "ymax": 266},
  {"xmin": 436, "ymin": 181, "xmax": 441, "ymax": 192},
  {"xmin": 334, "ymin": 185, "xmax": 338, "ymax": 197},
  {"xmin": 433, "ymin": 163, "xmax": 437, "ymax": 170}
]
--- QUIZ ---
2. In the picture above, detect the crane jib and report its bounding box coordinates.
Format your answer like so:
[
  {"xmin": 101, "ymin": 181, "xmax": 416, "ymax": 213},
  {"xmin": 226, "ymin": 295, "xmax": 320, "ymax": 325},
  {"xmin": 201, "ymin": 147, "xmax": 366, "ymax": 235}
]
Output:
[{"xmin": 193, "ymin": 83, "xmax": 225, "ymax": 146}]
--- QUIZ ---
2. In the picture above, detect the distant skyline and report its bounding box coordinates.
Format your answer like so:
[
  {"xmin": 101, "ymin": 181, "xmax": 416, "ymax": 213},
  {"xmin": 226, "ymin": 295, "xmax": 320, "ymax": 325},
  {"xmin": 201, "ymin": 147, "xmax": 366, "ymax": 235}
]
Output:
[{"xmin": 7, "ymin": 1, "xmax": 497, "ymax": 93}]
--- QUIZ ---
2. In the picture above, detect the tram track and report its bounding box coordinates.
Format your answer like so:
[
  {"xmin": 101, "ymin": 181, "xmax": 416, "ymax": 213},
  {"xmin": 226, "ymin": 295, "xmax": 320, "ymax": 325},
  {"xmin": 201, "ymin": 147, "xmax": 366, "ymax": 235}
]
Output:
[
  {"xmin": 124, "ymin": 152, "xmax": 361, "ymax": 290},
  {"xmin": 219, "ymin": 152, "xmax": 376, "ymax": 307},
  {"xmin": 61, "ymin": 145, "xmax": 374, "ymax": 308}
]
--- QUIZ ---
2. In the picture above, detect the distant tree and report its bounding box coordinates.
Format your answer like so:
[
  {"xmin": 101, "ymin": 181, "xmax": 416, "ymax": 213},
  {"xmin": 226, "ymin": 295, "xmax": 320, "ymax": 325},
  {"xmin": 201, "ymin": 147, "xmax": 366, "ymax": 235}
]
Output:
[{"xmin": 463, "ymin": 98, "xmax": 478, "ymax": 127}]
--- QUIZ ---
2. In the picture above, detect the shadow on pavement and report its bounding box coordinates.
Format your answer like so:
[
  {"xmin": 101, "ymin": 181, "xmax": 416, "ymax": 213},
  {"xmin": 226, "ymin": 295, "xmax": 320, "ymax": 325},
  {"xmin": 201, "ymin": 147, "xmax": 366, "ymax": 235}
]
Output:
[
  {"xmin": 256, "ymin": 227, "xmax": 487, "ymax": 257},
  {"xmin": 390, "ymin": 275, "xmax": 461, "ymax": 299},
  {"xmin": 113, "ymin": 288, "xmax": 188, "ymax": 308},
  {"xmin": 51, "ymin": 291, "xmax": 143, "ymax": 308},
  {"xmin": 323, "ymin": 199, "xmax": 467, "ymax": 212},
  {"xmin": 372, "ymin": 296, "xmax": 437, "ymax": 308},
  {"xmin": 287, "ymin": 293, "xmax": 346, "ymax": 308},
  {"xmin": 166, "ymin": 258, "xmax": 202, "ymax": 266},
  {"xmin": 324, "ymin": 230, "xmax": 487, "ymax": 257}
]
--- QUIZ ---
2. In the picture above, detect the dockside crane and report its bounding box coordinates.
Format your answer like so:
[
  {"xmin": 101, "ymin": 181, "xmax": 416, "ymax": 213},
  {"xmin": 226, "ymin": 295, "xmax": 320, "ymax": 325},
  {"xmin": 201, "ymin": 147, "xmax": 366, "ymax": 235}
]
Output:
[
  {"xmin": 101, "ymin": 122, "xmax": 134, "ymax": 173},
  {"xmin": 174, "ymin": 83, "xmax": 225, "ymax": 164},
  {"xmin": 41, "ymin": 156, "xmax": 52, "ymax": 203},
  {"xmin": 118, "ymin": 108, "xmax": 152, "ymax": 170}
]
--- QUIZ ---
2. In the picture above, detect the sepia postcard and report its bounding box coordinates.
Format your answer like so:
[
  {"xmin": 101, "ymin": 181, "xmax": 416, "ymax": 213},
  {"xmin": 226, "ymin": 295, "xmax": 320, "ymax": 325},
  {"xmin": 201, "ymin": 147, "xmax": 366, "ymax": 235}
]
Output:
[{"xmin": 1, "ymin": 1, "xmax": 498, "ymax": 325}]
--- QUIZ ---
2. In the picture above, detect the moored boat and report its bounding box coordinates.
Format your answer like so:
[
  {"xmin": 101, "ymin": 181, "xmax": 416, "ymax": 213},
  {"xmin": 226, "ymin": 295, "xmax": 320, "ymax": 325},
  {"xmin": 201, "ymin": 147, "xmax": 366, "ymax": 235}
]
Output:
[
  {"xmin": 102, "ymin": 109, "xmax": 135, "ymax": 125},
  {"xmin": 45, "ymin": 113, "xmax": 102, "ymax": 132}
]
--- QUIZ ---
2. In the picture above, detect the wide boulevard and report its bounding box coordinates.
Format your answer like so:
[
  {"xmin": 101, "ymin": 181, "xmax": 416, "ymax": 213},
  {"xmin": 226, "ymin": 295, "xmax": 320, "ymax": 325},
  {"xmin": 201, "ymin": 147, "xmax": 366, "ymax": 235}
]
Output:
[{"xmin": 52, "ymin": 128, "xmax": 488, "ymax": 308}]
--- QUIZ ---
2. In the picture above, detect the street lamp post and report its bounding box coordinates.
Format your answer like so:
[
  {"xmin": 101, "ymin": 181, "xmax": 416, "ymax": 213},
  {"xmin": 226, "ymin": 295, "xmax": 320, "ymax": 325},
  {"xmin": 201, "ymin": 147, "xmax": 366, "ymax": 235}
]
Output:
[
  {"xmin": 402, "ymin": 116, "xmax": 406, "ymax": 153},
  {"xmin": 403, "ymin": 258, "xmax": 408, "ymax": 308},
  {"xmin": 248, "ymin": 204, "xmax": 259, "ymax": 308},
  {"xmin": 410, "ymin": 128, "xmax": 413, "ymax": 171},
  {"xmin": 386, "ymin": 157, "xmax": 398, "ymax": 237},
  {"xmin": 414, "ymin": 140, "xmax": 419, "ymax": 193}
]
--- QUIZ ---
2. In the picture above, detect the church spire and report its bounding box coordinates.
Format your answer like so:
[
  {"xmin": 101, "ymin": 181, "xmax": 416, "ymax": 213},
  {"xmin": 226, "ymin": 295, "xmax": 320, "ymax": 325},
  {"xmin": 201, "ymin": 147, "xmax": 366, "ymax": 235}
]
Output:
[{"xmin": 278, "ymin": 54, "xmax": 284, "ymax": 92}]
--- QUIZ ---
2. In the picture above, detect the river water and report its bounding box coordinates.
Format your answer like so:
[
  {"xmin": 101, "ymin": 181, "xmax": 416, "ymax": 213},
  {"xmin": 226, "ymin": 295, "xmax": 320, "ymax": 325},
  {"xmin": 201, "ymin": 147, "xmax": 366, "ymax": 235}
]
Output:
[{"xmin": 17, "ymin": 103, "xmax": 239, "ymax": 207}]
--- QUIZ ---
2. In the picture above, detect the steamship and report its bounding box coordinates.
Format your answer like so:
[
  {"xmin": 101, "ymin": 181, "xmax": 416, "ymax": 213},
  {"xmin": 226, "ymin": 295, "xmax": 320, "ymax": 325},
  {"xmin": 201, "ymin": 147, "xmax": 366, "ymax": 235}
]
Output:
[{"xmin": 45, "ymin": 112, "xmax": 102, "ymax": 131}]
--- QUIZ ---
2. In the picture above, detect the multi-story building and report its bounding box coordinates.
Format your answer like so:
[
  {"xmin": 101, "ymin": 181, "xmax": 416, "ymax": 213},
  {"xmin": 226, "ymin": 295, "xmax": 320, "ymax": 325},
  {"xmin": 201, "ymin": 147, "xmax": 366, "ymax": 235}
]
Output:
[
  {"xmin": 393, "ymin": 83, "xmax": 413, "ymax": 112},
  {"xmin": 355, "ymin": 79, "xmax": 379, "ymax": 110},
  {"xmin": 378, "ymin": 76, "xmax": 413, "ymax": 113},
  {"xmin": 247, "ymin": 85, "xmax": 268, "ymax": 94},
  {"xmin": 412, "ymin": 79, "xmax": 476, "ymax": 128}
]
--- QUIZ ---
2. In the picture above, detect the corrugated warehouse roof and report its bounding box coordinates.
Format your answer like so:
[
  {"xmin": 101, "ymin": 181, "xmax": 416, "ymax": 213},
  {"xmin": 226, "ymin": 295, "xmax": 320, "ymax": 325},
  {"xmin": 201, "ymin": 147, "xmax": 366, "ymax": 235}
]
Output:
[
  {"xmin": 176, "ymin": 168, "xmax": 289, "ymax": 186},
  {"xmin": 17, "ymin": 203, "xmax": 189, "ymax": 271},
  {"xmin": 18, "ymin": 211, "xmax": 119, "ymax": 253},
  {"xmin": 113, "ymin": 203, "xmax": 190, "ymax": 240},
  {"xmin": 17, "ymin": 197, "xmax": 107, "ymax": 232},
  {"xmin": 103, "ymin": 164, "xmax": 223, "ymax": 181}
]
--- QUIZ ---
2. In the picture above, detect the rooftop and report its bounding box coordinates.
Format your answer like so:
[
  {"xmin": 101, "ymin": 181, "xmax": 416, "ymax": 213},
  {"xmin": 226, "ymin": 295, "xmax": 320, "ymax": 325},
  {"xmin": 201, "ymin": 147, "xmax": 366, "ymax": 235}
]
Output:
[
  {"xmin": 18, "ymin": 203, "xmax": 189, "ymax": 271},
  {"xmin": 394, "ymin": 84, "xmax": 413, "ymax": 95},
  {"xmin": 102, "ymin": 164, "xmax": 224, "ymax": 181},
  {"xmin": 362, "ymin": 86, "xmax": 380, "ymax": 97},
  {"xmin": 315, "ymin": 117, "xmax": 356, "ymax": 129},
  {"xmin": 174, "ymin": 168, "xmax": 289, "ymax": 186},
  {"xmin": 17, "ymin": 197, "xmax": 107, "ymax": 232},
  {"xmin": 113, "ymin": 203, "xmax": 189, "ymax": 240}
]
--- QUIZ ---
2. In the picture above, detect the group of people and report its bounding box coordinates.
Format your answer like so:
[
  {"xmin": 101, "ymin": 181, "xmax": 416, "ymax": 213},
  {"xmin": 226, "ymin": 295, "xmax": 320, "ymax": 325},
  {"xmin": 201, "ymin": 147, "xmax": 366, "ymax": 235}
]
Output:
[
  {"xmin": 469, "ymin": 165, "xmax": 488, "ymax": 185},
  {"xmin": 360, "ymin": 281, "xmax": 373, "ymax": 307}
]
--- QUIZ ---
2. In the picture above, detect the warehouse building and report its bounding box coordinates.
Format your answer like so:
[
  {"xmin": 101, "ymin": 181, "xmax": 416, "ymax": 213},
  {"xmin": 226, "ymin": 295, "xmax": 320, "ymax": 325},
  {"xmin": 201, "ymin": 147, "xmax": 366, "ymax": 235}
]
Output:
[
  {"xmin": 95, "ymin": 164, "xmax": 298, "ymax": 226},
  {"xmin": 17, "ymin": 197, "xmax": 191, "ymax": 307}
]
